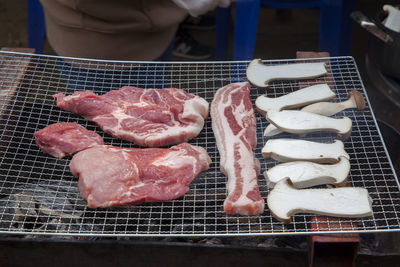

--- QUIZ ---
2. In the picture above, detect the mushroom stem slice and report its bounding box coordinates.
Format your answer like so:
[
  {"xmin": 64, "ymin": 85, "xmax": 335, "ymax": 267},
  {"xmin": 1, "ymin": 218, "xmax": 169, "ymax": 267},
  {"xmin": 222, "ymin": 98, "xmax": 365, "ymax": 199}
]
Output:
[
  {"xmin": 264, "ymin": 90, "xmax": 365, "ymax": 137},
  {"xmin": 261, "ymin": 139, "xmax": 349, "ymax": 163},
  {"xmin": 264, "ymin": 125, "xmax": 284, "ymax": 137},
  {"xmin": 266, "ymin": 110, "xmax": 352, "ymax": 139},
  {"xmin": 267, "ymin": 178, "xmax": 373, "ymax": 223},
  {"xmin": 246, "ymin": 59, "xmax": 327, "ymax": 88},
  {"xmin": 264, "ymin": 156, "xmax": 350, "ymax": 188},
  {"xmin": 301, "ymin": 90, "xmax": 366, "ymax": 116},
  {"xmin": 255, "ymin": 83, "xmax": 335, "ymax": 115}
]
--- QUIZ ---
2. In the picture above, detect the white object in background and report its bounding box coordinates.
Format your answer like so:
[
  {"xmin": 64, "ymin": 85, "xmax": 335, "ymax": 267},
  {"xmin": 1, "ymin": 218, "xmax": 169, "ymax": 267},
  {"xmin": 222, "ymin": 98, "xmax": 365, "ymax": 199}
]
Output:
[
  {"xmin": 383, "ymin": 5, "xmax": 400, "ymax": 32},
  {"xmin": 172, "ymin": 0, "xmax": 231, "ymax": 17}
]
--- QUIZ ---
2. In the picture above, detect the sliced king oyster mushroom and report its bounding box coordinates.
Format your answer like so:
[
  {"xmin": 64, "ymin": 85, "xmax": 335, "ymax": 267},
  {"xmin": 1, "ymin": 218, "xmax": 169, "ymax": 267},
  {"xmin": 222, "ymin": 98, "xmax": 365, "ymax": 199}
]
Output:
[
  {"xmin": 264, "ymin": 90, "xmax": 366, "ymax": 136},
  {"xmin": 262, "ymin": 139, "xmax": 349, "ymax": 163},
  {"xmin": 265, "ymin": 110, "xmax": 352, "ymax": 139},
  {"xmin": 246, "ymin": 59, "xmax": 327, "ymax": 88},
  {"xmin": 264, "ymin": 156, "xmax": 350, "ymax": 188},
  {"xmin": 255, "ymin": 83, "xmax": 335, "ymax": 116},
  {"xmin": 301, "ymin": 90, "xmax": 366, "ymax": 116},
  {"xmin": 267, "ymin": 178, "xmax": 373, "ymax": 223}
]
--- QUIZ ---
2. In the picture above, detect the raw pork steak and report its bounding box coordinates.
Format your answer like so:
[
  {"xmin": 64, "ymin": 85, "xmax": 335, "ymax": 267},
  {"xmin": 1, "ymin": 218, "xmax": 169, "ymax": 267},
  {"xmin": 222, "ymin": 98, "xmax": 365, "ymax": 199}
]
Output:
[
  {"xmin": 54, "ymin": 86, "xmax": 209, "ymax": 147},
  {"xmin": 211, "ymin": 82, "xmax": 265, "ymax": 215},
  {"xmin": 70, "ymin": 143, "xmax": 211, "ymax": 208},
  {"xmin": 35, "ymin": 122, "xmax": 104, "ymax": 158}
]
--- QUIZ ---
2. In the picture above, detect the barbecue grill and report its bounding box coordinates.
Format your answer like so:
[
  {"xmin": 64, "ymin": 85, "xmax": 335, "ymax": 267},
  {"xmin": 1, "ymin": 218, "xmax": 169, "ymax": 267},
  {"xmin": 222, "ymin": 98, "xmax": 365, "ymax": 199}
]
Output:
[{"xmin": 0, "ymin": 50, "xmax": 399, "ymax": 239}]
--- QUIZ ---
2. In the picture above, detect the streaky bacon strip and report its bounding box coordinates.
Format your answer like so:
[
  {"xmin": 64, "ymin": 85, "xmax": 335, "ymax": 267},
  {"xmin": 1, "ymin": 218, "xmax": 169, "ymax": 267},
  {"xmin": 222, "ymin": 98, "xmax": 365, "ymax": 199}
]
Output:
[
  {"xmin": 54, "ymin": 86, "xmax": 209, "ymax": 147},
  {"xmin": 70, "ymin": 143, "xmax": 211, "ymax": 208},
  {"xmin": 211, "ymin": 82, "xmax": 265, "ymax": 215}
]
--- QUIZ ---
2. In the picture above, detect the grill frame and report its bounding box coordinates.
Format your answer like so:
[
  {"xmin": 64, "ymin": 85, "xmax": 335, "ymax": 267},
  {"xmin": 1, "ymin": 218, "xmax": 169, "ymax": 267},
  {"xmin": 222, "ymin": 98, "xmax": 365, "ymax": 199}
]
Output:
[{"xmin": 0, "ymin": 51, "xmax": 399, "ymax": 237}]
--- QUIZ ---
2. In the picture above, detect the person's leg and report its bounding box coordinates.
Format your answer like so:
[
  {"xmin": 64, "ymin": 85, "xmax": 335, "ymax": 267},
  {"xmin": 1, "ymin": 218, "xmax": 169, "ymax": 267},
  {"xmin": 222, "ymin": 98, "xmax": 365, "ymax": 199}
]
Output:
[
  {"xmin": 156, "ymin": 40, "xmax": 174, "ymax": 61},
  {"xmin": 180, "ymin": 14, "xmax": 216, "ymax": 30},
  {"xmin": 173, "ymin": 28, "xmax": 212, "ymax": 60}
]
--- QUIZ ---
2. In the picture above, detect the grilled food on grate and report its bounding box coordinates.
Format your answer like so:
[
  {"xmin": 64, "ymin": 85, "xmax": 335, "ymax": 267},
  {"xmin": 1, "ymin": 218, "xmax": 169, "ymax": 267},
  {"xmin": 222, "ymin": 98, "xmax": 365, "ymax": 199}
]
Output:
[
  {"xmin": 267, "ymin": 178, "xmax": 373, "ymax": 223},
  {"xmin": 34, "ymin": 122, "xmax": 104, "ymax": 158},
  {"xmin": 54, "ymin": 86, "xmax": 209, "ymax": 147},
  {"xmin": 70, "ymin": 143, "xmax": 211, "ymax": 208},
  {"xmin": 211, "ymin": 82, "xmax": 265, "ymax": 216}
]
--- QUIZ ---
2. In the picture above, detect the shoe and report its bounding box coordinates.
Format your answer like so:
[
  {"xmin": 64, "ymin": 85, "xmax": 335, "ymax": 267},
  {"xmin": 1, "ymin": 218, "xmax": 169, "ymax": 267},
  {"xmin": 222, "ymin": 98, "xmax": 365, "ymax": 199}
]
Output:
[
  {"xmin": 180, "ymin": 14, "xmax": 216, "ymax": 31},
  {"xmin": 173, "ymin": 30, "xmax": 212, "ymax": 60}
]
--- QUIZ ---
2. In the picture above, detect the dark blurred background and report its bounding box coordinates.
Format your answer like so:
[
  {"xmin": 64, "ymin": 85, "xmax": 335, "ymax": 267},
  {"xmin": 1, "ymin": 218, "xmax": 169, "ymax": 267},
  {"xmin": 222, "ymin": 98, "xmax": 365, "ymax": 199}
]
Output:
[
  {"xmin": 0, "ymin": 1, "xmax": 396, "ymax": 59},
  {"xmin": 0, "ymin": 1, "xmax": 397, "ymax": 59}
]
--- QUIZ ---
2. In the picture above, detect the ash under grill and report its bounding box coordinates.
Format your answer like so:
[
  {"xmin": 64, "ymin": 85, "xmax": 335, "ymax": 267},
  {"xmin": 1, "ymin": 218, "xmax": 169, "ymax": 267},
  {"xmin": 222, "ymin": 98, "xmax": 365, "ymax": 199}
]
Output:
[{"xmin": 0, "ymin": 51, "xmax": 399, "ymax": 237}]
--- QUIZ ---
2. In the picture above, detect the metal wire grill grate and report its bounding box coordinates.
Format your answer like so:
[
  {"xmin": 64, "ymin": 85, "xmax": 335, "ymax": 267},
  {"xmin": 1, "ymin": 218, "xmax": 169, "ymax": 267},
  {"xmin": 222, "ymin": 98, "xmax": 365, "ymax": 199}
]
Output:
[{"xmin": 0, "ymin": 51, "xmax": 399, "ymax": 237}]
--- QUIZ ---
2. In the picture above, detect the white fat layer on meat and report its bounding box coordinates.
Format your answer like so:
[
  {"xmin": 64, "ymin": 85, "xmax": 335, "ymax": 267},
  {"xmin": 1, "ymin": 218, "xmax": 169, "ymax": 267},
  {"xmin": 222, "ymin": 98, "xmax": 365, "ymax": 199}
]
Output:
[
  {"xmin": 123, "ymin": 181, "xmax": 147, "ymax": 202},
  {"xmin": 181, "ymin": 97, "xmax": 209, "ymax": 120},
  {"xmin": 95, "ymin": 96, "xmax": 208, "ymax": 146},
  {"xmin": 225, "ymin": 143, "xmax": 258, "ymax": 205},
  {"xmin": 152, "ymin": 149, "xmax": 198, "ymax": 173},
  {"xmin": 64, "ymin": 94, "xmax": 82, "ymax": 100},
  {"xmin": 128, "ymin": 100, "xmax": 150, "ymax": 108},
  {"xmin": 211, "ymin": 82, "xmax": 260, "ymax": 210},
  {"xmin": 189, "ymin": 145, "xmax": 210, "ymax": 166}
]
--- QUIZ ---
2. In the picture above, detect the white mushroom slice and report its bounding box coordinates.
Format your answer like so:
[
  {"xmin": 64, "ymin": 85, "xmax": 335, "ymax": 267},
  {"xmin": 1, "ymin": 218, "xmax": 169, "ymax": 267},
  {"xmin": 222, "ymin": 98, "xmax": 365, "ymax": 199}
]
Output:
[
  {"xmin": 246, "ymin": 59, "xmax": 327, "ymax": 88},
  {"xmin": 256, "ymin": 84, "xmax": 335, "ymax": 115},
  {"xmin": 267, "ymin": 178, "xmax": 373, "ymax": 223},
  {"xmin": 266, "ymin": 110, "xmax": 352, "ymax": 139},
  {"xmin": 262, "ymin": 139, "xmax": 349, "ymax": 163},
  {"xmin": 301, "ymin": 90, "xmax": 366, "ymax": 116},
  {"xmin": 383, "ymin": 5, "xmax": 400, "ymax": 32},
  {"xmin": 264, "ymin": 156, "xmax": 350, "ymax": 188},
  {"xmin": 263, "ymin": 125, "xmax": 287, "ymax": 137},
  {"xmin": 264, "ymin": 90, "xmax": 365, "ymax": 137}
]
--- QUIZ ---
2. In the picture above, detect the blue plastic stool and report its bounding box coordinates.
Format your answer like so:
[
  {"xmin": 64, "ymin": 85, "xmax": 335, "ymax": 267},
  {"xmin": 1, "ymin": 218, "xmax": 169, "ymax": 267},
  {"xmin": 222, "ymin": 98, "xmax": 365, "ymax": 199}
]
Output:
[
  {"xmin": 215, "ymin": 0, "xmax": 355, "ymax": 60},
  {"xmin": 215, "ymin": 0, "xmax": 261, "ymax": 60},
  {"xmin": 318, "ymin": 0, "xmax": 355, "ymax": 57},
  {"xmin": 261, "ymin": 0, "xmax": 355, "ymax": 57},
  {"xmin": 27, "ymin": 0, "xmax": 46, "ymax": 54}
]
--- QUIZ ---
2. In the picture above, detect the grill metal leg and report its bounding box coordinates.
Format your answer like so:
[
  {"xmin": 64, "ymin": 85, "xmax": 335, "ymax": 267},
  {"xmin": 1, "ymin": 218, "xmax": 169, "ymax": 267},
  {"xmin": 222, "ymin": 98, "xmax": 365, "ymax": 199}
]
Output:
[{"xmin": 309, "ymin": 217, "xmax": 360, "ymax": 267}]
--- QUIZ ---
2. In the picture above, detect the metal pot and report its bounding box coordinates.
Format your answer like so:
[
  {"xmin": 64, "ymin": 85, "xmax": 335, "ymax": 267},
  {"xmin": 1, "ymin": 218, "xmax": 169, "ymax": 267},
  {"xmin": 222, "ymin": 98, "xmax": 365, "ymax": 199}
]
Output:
[
  {"xmin": 377, "ymin": 119, "xmax": 400, "ymax": 175},
  {"xmin": 351, "ymin": 10, "xmax": 400, "ymax": 80}
]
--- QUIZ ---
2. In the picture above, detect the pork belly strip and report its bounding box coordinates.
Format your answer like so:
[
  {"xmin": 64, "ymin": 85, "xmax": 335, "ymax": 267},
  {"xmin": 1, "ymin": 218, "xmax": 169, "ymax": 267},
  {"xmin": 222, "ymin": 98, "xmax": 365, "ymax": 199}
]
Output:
[
  {"xmin": 70, "ymin": 143, "xmax": 211, "ymax": 208},
  {"xmin": 211, "ymin": 82, "xmax": 265, "ymax": 215},
  {"xmin": 34, "ymin": 122, "xmax": 104, "ymax": 158},
  {"xmin": 54, "ymin": 86, "xmax": 209, "ymax": 147}
]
